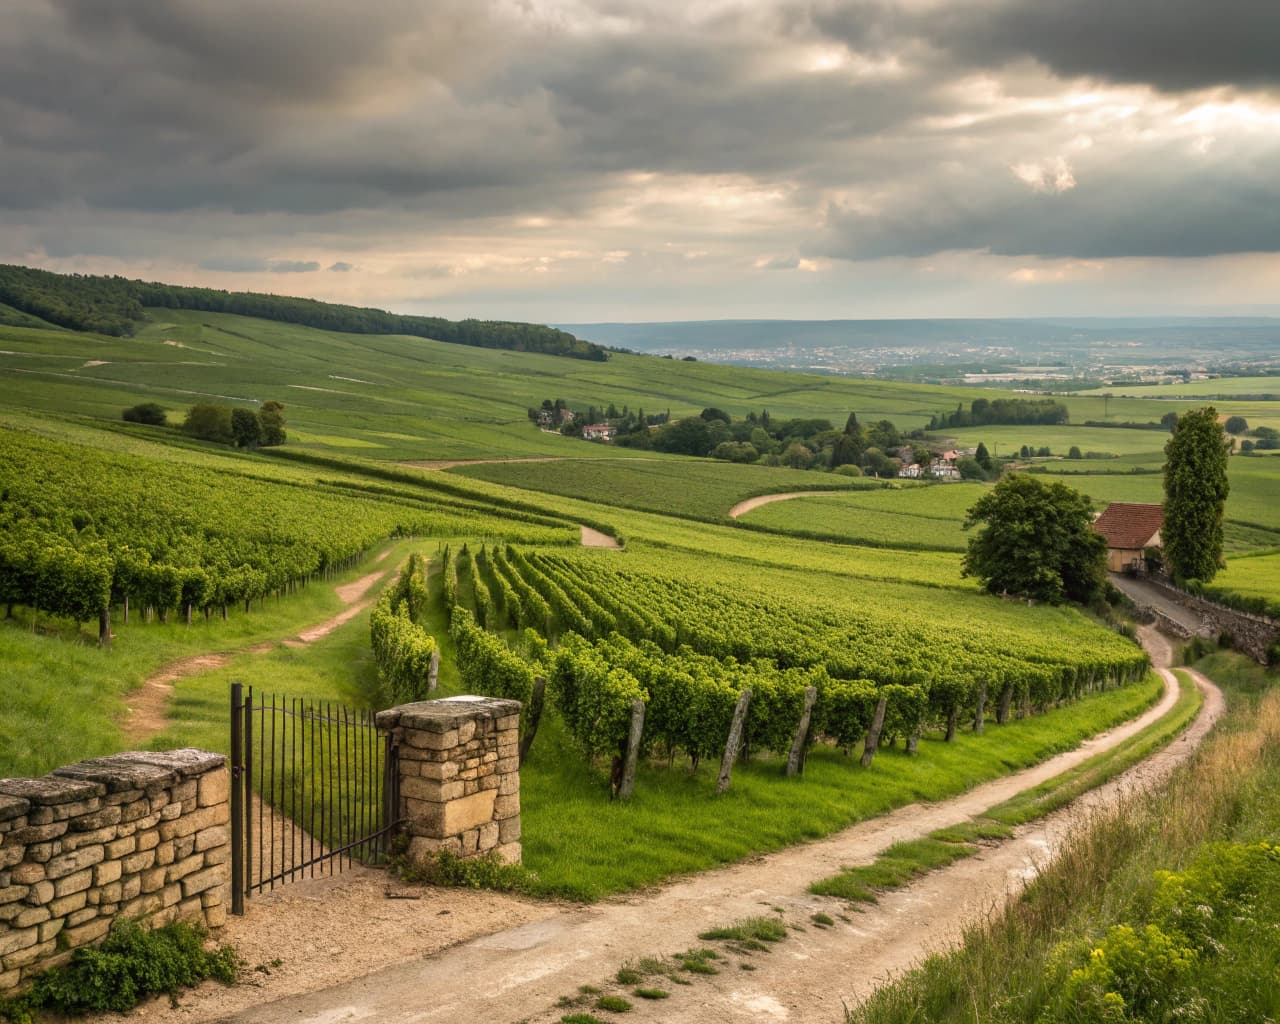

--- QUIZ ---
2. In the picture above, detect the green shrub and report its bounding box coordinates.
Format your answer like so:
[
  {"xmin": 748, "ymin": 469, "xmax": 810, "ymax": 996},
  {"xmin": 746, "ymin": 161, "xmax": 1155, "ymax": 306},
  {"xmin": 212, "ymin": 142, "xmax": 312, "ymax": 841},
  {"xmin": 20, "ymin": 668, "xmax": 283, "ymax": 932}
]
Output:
[{"xmin": 0, "ymin": 919, "xmax": 239, "ymax": 1021}]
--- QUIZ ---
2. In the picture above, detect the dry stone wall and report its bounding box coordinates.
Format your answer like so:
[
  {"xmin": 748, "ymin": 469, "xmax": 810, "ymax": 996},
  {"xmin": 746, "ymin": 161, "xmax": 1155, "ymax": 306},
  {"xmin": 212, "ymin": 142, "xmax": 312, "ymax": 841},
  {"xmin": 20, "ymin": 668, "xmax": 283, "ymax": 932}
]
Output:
[
  {"xmin": 0, "ymin": 749, "xmax": 230, "ymax": 992},
  {"xmin": 376, "ymin": 696, "xmax": 521, "ymax": 865},
  {"xmin": 1146, "ymin": 577, "xmax": 1280, "ymax": 663}
]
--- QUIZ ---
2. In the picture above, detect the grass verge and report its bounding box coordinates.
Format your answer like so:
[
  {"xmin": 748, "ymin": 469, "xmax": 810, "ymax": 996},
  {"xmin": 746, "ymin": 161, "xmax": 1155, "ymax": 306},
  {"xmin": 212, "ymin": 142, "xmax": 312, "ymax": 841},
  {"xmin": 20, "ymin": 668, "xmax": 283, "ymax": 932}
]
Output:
[
  {"xmin": 846, "ymin": 655, "xmax": 1276, "ymax": 1024},
  {"xmin": 810, "ymin": 672, "xmax": 1202, "ymax": 903}
]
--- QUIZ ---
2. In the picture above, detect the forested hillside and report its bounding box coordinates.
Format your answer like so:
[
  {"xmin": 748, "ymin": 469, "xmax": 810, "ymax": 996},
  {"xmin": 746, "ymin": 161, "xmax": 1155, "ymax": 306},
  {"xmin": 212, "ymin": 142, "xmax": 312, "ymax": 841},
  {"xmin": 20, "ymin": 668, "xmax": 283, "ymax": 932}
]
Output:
[{"xmin": 0, "ymin": 264, "xmax": 607, "ymax": 360}]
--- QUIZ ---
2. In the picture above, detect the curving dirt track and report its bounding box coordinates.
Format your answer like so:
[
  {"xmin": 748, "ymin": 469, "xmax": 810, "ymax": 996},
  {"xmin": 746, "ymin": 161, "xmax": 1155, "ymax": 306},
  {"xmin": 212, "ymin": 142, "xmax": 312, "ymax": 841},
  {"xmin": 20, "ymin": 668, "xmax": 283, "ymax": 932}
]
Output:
[
  {"xmin": 728, "ymin": 490, "xmax": 840, "ymax": 519},
  {"xmin": 119, "ymin": 563, "xmax": 395, "ymax": 747},
  {"xmin": 191, "ymin": 629, "xmax": 1219, "ymax": 1024}
]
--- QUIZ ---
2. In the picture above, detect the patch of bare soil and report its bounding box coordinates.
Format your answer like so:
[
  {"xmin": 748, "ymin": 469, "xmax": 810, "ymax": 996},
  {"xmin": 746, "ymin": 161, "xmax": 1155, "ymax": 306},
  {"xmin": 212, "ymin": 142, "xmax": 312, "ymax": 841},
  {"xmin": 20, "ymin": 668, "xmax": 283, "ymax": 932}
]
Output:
[
  {"xmin": 92, "ymin": 873, "xmax": 550, "ymax": 1024},
  {"xmin": 728, "ymin": 490, "xmax": 839, "ymax": 519},
  {"xmin": 119, "ymin": 559, "xmax": 395, "ymax": 747},
  {"xmin": 150, "ymin": 635, "xmax": 1218, "ymax": 1024},
  {"xmin": 580, "ymin": 526, "xmax": 622, "ymax": 549}
]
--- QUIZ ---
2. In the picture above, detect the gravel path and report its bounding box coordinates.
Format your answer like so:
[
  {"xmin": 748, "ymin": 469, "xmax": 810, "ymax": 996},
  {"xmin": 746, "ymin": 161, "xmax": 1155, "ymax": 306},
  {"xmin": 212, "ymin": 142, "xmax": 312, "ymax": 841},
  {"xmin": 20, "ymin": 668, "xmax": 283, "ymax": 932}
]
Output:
[
  {"xmin": 1110, "ymin": 574, "xmax": 1206, "ymax": 635},
  {"xmin": 192, "ymin": 630, "xmax": 1214, "ymax": 1024}
]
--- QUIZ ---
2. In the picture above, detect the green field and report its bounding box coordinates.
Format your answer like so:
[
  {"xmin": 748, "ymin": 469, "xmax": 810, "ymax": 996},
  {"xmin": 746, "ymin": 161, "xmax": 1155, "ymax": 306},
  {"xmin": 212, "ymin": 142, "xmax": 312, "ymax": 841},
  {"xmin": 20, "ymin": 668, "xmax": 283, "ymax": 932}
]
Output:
[
  {"xmin": 737, "ymin": 484, "xmax": 982, "ymax": 550},
  {"xmin": 450, "ymin": 456, "xmax": 876, "ymax": 520},
  {"xmin": 5, "ymin": 308, "xmax": 1271, "ymax": 464}
]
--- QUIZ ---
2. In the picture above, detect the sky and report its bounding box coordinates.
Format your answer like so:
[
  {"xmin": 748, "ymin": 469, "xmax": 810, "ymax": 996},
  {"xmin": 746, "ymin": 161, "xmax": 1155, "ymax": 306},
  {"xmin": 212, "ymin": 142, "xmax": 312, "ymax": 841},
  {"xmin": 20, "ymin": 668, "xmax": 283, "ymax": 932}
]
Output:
[{"xmin": 3, "ymin": 0, "xmax": 1279, "ymax": 322}]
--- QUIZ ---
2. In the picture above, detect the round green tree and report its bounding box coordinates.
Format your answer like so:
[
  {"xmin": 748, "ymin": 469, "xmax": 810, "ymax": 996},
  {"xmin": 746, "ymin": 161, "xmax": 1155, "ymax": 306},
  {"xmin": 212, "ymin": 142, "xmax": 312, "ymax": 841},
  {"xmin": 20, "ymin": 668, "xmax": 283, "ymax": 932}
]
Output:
[
  {"xmin": 962, "ymin": 473, "xmax": 1107, "ymax": 605},
  {"xmin": 1163, "ymin": 406, "xmax": 1229, "ymax": 583}
]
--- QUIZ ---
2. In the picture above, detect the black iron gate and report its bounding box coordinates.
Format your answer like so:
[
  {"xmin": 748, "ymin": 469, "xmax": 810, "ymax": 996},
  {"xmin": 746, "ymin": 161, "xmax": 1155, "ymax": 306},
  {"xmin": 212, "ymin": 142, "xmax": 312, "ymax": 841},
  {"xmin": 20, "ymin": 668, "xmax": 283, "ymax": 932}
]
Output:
[{"xmin": 229, "ymin": 682, "xmax": 399, "ymax": 915}]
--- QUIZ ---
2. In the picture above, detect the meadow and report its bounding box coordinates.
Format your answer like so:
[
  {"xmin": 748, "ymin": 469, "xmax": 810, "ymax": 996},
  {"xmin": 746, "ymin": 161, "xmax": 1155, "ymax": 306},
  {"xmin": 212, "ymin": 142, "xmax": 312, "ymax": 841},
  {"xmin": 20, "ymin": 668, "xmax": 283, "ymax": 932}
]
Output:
[
  {"xmin": 5, "ymin": 308, "xmax": 1273, "ymax": 466},
  {"xmin": 736, "ymin": 484, "xmax": 983, "ymax": 550},
  {"xmin": 450, "ymin": 456, "xmax": 875, "ymax": 521}
]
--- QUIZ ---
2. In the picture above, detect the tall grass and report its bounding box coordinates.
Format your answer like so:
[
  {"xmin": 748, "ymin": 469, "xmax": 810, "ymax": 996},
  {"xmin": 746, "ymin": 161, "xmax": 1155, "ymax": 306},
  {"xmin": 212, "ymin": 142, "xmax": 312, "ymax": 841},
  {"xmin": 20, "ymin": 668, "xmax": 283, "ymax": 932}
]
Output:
[{"xmin": 847, "ymin": 657, "xmax": 1280, "ymax": 1024}]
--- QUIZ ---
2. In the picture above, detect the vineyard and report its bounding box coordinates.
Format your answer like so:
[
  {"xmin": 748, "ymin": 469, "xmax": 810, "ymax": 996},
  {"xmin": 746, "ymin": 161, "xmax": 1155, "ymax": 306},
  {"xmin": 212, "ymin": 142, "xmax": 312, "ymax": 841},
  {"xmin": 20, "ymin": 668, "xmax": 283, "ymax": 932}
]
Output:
[
  {"xmin": 438, "ymin": 545, "xmax": 1151, "ymax": 793},
  {"xmin": 0, "ymin": 424, "xmax": 575, "ymax": 641}
]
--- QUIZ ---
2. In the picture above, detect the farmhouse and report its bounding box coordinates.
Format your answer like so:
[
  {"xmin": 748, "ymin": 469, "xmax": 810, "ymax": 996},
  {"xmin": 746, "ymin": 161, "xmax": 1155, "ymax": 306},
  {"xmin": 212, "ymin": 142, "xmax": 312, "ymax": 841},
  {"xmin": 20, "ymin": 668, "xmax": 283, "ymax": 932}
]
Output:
[
  {"xmin": 1092, "ymin": 502, "xmax": 1164, "ymax": 573},
  {"xmin": 582, "ymin": 423, "xmax": 615, "ymax": 442},
  {"xmin": 929, "ymin": 459, "xmax": 961, "ymax": 481}
]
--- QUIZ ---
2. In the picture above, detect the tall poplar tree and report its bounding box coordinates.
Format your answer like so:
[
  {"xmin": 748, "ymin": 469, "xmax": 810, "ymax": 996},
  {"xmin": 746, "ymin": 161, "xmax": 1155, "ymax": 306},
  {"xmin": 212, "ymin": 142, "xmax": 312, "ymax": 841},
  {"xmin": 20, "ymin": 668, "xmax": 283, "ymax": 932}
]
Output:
[{"xmin": 1163, "ymin": 406, "xmax": 1230, "ymax": 583}]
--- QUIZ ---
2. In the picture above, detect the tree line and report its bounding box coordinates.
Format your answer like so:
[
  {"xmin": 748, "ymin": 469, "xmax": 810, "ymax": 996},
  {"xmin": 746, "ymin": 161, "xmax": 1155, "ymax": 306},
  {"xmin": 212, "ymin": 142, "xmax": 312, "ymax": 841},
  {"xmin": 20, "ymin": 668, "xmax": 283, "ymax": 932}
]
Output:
[
  {"xmin": 928, "ymin": 397, "xmax": 1069, "ymax": 430},
  {"xmin": 0, "ymin": 263, "xmax": 608, "ymax": 360}
]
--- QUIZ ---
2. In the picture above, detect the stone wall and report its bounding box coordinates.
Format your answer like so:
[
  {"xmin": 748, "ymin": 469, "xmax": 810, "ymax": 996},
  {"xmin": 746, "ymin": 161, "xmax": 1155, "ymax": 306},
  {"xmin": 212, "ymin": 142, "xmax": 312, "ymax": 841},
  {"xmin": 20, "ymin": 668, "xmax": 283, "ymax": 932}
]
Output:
[
  {"xmin": 1145, "ymin": 577, "xmax": 1280, "ymax": 663},
  {"xmin": 0, "ymin": 749, "xmax": 230, "ymax": 992},
  {"xmin": 376, "ymin": 696, "xmax": 521, "ymax": 865}
]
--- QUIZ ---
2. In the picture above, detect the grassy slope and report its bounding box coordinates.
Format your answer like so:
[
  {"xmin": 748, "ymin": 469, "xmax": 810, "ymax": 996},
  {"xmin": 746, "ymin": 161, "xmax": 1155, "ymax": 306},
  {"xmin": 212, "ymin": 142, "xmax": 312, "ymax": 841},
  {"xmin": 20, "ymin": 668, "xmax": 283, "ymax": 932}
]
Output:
[
  {"xmin": 5, "ymin": 309, "xmax": 1276, "ymax": 464},
  {"xmin": 848, "ymin": 655, "xmax": 1280, "ymax": 1024},
  {"xmin": 450, "ymin": 458, "xmax": 878, "ymax": 521}
]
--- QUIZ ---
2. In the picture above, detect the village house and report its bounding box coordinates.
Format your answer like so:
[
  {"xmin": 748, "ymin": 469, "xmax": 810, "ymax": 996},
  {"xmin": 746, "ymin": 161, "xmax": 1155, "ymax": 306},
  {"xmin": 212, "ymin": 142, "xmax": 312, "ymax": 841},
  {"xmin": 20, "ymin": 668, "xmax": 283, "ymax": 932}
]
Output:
[
  {"xmin": 929, "ymin": 459, "xmax": 961, "ymax": 481},
  {"xmin": 1092, "ymin": 502, "xmax": 1164, "ymax": 573},
  {"xmin": 898, "ymin": 463, "xmax": 922, "ymax": 479},
  {"xmin": 582, "ymin": 423, "xmax": 616, "ymax": 442}
]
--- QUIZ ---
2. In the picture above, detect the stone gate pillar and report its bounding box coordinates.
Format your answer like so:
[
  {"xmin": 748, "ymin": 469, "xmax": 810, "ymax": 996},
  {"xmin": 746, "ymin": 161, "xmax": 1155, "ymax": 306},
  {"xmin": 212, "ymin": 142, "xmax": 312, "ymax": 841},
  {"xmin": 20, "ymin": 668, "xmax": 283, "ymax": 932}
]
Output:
[{"xmin": 375, "ymin": 696, "xmax": 521, "ymax": 864}]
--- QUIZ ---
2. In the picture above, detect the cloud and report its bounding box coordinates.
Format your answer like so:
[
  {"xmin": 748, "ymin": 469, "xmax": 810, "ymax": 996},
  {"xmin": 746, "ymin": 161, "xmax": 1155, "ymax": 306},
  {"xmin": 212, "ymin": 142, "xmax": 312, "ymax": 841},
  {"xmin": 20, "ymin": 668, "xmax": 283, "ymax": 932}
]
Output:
[
  {"xmin": 198, "ymin": 256, "xmax": 319, "ymax": 274},
  {"xmin": 1, "ymin": 0, "xmax": 1279, "ymax": 318},
  {"xmin": 1010, "ymin": 157, "xmax": 1076, "ymax": 194}
]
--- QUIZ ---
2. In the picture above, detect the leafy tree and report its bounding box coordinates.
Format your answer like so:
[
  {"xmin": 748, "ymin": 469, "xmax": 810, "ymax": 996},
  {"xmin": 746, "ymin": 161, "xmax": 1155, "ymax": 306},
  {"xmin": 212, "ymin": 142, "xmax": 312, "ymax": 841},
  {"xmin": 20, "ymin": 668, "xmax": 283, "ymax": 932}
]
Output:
[
  {"xmin": 783, "ymin": 442, "xmax": 814, "ymax": 470},
  {"xmin": 861, "ymin": 447, "xmax": 898, "ymax": 478},
  {"xmin": 1163, "ymin": 407, "xmax": 1229, "ymax": 583},
  {"xmin": 975, "ymin": 442, "xmax": 992, "ymax": 471},
  {"xmin": 843, "ymin": 411, "xmax": 859, "ymax": 435},
  {"xmin": 700, "ymin": 407, "xmax": 731, "ymax": 424},
  {"xmin": 962, "ymin": 474, "xmax": 1107, "ymax": 604},
  {"xmin": 259, "ymin": 401, "xmax": 286, "ymax": 446},
  {"xmin": 1224, "ymin": 416, "xmax": 1248, "ymax": 435},
  {"xmin": 1161, "ymin": 410, "xmax": 1180, "ymax": 432},
  {"xmin": 231, "ymin": 408, "xmax": 262, "ymax": 448},
  {"xmin": 652, "ymin": 416, "xmax": 713, "ymax": 456},
  {"xmin": 182, "ymin": 404, "xmax": 234, "ymax": 445},
  {"xmin": 956, "ymin": 456, "xmax": 987, "ymax": 481},
  {"xmin": 1068, "ymin": 445, "xmax": 1083, "ymax": 459},
  {"xmin": 122, "ymin": 403, "xmax": 167, "ymax": 426}
]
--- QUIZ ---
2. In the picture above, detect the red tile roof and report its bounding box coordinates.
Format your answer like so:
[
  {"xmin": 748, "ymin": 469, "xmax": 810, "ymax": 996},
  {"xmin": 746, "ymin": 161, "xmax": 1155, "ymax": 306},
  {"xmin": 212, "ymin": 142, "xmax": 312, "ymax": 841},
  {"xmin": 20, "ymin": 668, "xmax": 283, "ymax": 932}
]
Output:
[{"xmin": 1093, "ymin": 502, "xmax": 1164, "ymax": 550}]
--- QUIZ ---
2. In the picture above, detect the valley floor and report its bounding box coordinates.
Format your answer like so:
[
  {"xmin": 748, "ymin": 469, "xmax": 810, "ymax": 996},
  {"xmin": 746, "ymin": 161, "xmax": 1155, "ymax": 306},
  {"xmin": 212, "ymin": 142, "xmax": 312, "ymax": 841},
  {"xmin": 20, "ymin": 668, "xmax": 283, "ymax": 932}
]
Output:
[{"xmin": 97, "ymin": 631, "xmax": 1217, "ymax": 1024}]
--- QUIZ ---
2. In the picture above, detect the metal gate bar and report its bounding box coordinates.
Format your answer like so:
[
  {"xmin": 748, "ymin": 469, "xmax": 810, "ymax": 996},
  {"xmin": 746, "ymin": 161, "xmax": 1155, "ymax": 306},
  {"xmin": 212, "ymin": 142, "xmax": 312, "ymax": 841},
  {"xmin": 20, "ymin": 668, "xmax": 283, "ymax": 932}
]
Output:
[{"xmin": 229, "ymin": 683, "xmax": 400, "ymax": 915}]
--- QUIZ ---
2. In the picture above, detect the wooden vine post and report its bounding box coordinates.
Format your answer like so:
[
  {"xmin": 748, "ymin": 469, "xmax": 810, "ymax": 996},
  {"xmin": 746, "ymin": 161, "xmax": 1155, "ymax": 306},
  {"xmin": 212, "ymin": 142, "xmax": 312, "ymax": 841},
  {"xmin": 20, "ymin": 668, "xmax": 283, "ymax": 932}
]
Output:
[
  {"xmin": 861, "ymin": 696, "xmax": 888, "ymax": 768},
  {"xmin": 618, "ymin": 699, "xmax": 646, "ymax": 800},
  {"xmin": 717, "ymin": 689, "xmax": 753, "ymax": 794},
  {"xmin": 974, "ymin": 683, "xmax": 987, "ymax": 734},
  {"xmin": 428, "ymin": 649, "xmax": 441, "ymax": 693},
  {"xmin": 997, "ymin": 685, "xmax": 1014, "ymax": 725},
  {"xmin": 785, "ymin": 686, "xmax": 818, "ymax": 777}
]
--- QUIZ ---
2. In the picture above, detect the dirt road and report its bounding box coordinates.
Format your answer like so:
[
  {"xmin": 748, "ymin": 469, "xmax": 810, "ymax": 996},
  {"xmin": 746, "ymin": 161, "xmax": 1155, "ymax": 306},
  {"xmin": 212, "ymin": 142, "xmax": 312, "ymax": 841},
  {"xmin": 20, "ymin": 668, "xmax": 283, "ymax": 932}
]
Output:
[
  {"xmin": 200, "ymin": 632, "xmax": 1215, "ymax": 1024},
  {"xmin": 728, "ymin": 491, "xmax": 838, "ymax": 519},
  {"xmin": 120, "ymin": 562, "xmax": 395, "ymax": 747}
]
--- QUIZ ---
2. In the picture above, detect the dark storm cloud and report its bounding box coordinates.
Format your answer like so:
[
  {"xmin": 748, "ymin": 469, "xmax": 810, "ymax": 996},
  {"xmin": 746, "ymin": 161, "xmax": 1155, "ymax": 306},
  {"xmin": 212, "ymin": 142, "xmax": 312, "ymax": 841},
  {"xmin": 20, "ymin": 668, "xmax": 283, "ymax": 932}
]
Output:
[
  {"xmin": 819, "ymin": 164, "xmax": 1280, "ymax": 261},
  {"xmin": 328, "ymin": 262, "xmax": 354, "ymax": 272},
  {"xmin": 2, "ymin": 0, "xmax": 1280, "ymax": 276},
  {"xmin": 925, "ymin": 0, "xmax": 1280, "ymax": 94},
  {"xmin": 807, "ymin": 0, "xmax": 1280, "ymax": 93}
]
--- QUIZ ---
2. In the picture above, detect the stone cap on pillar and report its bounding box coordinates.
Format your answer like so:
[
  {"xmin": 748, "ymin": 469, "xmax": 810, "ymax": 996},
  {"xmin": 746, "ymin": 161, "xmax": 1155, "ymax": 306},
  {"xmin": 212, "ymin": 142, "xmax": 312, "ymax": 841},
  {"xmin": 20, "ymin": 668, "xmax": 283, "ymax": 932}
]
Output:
[{"xmin": 376, "ymin": 695, "xmax": 522, "ymax": 732}]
